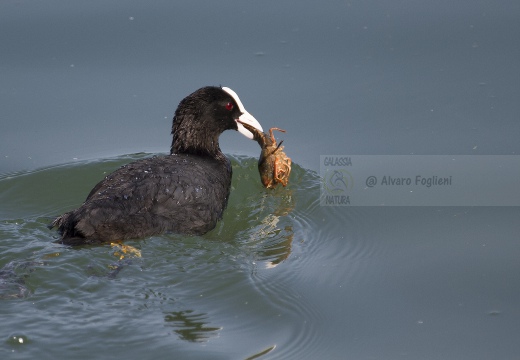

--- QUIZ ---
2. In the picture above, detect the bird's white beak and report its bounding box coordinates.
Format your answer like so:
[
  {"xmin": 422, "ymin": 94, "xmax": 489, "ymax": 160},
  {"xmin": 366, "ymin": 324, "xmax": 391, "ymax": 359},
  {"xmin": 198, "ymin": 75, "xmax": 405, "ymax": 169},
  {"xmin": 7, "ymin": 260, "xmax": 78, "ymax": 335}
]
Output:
[{"xmin": 236, "ymin": 112, "xmax": 263, "ymax": 139}]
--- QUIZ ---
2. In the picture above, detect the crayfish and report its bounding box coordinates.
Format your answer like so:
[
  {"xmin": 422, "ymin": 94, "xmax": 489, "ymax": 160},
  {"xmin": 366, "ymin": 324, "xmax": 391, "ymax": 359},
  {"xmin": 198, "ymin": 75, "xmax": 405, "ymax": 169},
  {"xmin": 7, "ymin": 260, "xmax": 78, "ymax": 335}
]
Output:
[{"xmin": 239, "ymin": 121, "xmax": 292, "ymax": 189}]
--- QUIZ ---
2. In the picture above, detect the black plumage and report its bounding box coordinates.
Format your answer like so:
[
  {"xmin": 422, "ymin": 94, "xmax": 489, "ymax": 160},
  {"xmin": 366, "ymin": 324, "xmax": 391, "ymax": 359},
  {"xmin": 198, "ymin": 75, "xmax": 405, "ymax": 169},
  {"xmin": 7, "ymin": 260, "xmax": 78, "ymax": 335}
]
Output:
[{"xmin": 50, "ymin": 86, "xmax": 262, "ymax": 245}]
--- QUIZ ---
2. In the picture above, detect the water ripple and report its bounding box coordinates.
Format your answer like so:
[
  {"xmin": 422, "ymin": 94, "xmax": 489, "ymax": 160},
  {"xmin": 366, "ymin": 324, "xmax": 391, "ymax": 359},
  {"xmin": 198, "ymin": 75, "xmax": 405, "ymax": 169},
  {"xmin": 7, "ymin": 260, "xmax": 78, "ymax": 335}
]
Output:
[{"xmin": 0, "ymin": 153, "xmax": 368, "ymax": 358}]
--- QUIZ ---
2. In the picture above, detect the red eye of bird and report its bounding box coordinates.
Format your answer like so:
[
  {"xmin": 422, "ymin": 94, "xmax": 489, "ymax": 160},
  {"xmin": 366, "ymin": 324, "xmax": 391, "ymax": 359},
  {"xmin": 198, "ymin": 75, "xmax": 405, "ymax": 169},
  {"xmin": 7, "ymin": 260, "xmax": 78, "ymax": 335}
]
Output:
[{"xmin": 225, "ymin": 102, "xmax": 234, "ymax": 111}]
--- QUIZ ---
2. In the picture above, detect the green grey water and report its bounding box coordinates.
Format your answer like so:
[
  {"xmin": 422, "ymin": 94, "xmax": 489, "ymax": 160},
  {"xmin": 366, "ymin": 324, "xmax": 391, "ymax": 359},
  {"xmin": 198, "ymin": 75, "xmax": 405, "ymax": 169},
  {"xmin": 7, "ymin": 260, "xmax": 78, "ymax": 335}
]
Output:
[
  {"xmin": 0, "ymin": 155, "xmax": 326, "ymax": 359},
  {"xmin": 2, "ymin": 155, "xmax": 520, "ymax": 359}
]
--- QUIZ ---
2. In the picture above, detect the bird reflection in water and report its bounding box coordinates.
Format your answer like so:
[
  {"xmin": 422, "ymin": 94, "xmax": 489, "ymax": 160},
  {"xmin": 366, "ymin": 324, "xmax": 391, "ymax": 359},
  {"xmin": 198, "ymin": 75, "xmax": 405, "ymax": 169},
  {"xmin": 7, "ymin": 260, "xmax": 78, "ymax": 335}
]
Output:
[{"xmin": 164, "ymin": 310, "xmax": 221, "ymax": 342}]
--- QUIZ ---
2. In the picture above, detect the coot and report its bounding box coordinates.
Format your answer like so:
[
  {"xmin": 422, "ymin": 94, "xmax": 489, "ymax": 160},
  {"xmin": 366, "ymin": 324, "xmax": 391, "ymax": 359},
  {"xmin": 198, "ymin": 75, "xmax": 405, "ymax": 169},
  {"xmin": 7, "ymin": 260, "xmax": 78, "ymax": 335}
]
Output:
[{"xmin": 50, "ymin": 86, "xmax": 263, "ymax": 245}]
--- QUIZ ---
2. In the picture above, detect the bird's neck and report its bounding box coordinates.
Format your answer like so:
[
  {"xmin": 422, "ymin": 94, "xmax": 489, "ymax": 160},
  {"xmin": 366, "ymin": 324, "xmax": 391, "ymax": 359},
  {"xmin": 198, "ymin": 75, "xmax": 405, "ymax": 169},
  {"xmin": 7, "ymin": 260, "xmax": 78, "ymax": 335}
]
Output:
[{"xmin": 170, "ymin": 135, "xmax": 226, "ymax": 162}]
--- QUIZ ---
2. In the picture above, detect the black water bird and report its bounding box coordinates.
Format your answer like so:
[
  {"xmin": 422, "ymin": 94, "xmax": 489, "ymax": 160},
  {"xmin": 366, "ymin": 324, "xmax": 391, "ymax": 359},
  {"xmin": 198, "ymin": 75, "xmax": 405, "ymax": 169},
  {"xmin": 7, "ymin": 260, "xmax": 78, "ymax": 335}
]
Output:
[{"xmin": 50, "ymin": 86, "xmax": 263, "ymax": 245}]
